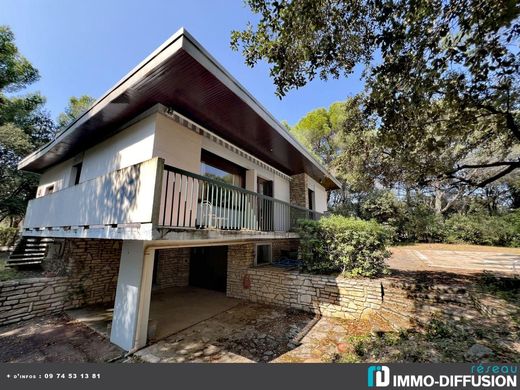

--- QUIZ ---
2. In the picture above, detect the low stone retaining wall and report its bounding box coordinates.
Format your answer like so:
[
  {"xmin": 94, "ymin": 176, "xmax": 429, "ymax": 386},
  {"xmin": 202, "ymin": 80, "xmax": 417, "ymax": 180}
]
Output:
[
  {"xmin": 226, "ymin": 242, "xmax": 414, "ymax": 327},
  {"xmin": 0, "ymin": 277, "xmax": 71, "ymax": 325},
  {"xmin": 0, "ymin": 238, "xmax": 121, "ymax": 326},
  {"xmin": 228, "ymin": 260, "xmax": 414, "ymax": 328}
]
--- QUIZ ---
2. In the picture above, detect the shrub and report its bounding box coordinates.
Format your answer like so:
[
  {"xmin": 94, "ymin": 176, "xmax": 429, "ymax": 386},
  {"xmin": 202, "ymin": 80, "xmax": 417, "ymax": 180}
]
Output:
[
  {"xmin": 444, "ymin": 213, "xmax": 518, "ymax": 246},
  {"xmin": 0, "ymin": 227, "xmax": 18, "ymax": 247},
  {"xmin": 297, "ymin": 214, "xmax": 390, "ymax": 277},
  {"xmin": 401, "ymin": 204, "xmax": 446, "ymax": 243},
  {"xmin": 360, "ymin": 190, "xmax": 405, "ymax": 225},
  {"xmin": 501, "ymin": 210, "xmax": 520, "ymax": 247}
]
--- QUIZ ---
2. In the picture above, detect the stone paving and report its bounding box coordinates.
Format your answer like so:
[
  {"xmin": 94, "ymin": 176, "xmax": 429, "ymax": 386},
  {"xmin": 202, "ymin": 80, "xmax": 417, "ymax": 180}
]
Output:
[{"xmin": 135, "ymin": 302, "xmax": 391, "ymax": 363}]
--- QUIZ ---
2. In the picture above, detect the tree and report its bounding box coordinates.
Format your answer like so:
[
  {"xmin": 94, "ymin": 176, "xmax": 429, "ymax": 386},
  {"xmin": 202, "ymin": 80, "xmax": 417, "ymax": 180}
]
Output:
[
  {"xmin": 57, "ymin": 95, "xmax": 95, "ymax": 129},
  {"xmin": 0, "ymin": 26, "xmax": 55, "ymax": 226},
  {"xmin": 290, "ymin": 102, "xmax": 344, "ymax": 166},
  {"xmin": 231, "ymin": 0, "xmax": 520, "ymax": 187}
]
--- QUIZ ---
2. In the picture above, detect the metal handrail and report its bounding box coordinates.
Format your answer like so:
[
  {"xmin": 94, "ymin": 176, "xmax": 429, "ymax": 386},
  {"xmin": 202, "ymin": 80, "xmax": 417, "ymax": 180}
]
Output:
[
  {"xmin": 160, "ymin": 164, "xmax": 322, "ymax": 231},
  {"xmin": 164, "ymin": 164, "xmax": 321, "ymax": 214}
]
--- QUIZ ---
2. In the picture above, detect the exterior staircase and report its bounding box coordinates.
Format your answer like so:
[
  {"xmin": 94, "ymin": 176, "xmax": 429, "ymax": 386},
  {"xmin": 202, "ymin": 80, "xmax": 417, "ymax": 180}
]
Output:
[{"xmin": 6, "ymin": 237, "xmax": 55, "ymax": 267}]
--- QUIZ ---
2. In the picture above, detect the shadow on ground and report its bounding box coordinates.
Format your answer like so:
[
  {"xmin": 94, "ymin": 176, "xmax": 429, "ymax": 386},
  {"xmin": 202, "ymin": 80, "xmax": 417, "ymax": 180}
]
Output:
[{"xmin": 0, "ymin": 314, "xmax": 124, "ymax": 363}]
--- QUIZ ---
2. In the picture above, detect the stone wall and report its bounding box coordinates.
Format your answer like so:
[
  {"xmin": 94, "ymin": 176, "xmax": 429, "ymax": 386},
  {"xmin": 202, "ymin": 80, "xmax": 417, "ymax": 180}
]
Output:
[
  {"xmin": 290, "ymin": 173, "xmax": 308, "ymax": 208},
  {"xmin": 0, "ymin": 277, "xmax": 70, "ymax": 325},
  {"xmin": 227, "ymin": 240, "xmax": 300, "ymax": 298},
  {"xmin": 227, "ymin": 243, "xmax": 256, "ymax": 298},
  {"xmin": 271, "ymin": 239, "xmax": 300, "ymax": 260},
  {"xmin": 226, "ymin": 242, "xmax": 413, "ymax": 328},
  {"xmin": 0, "ymin": 238, "xmax": 121, "ymax": 326},
  {"xmin": 155, "ymin": 248, "xmax": 190, "ymax": 288}
]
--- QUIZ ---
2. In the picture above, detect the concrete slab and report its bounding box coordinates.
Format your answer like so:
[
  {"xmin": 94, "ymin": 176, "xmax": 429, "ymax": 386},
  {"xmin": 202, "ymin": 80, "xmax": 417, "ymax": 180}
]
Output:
[
  {"xmin": 0, "ymin": 314, "xmax": 123, "ymax": 363},
  {"xmin": 67, "ymin": 286, "xmax": 240, "ymax": 343},
  {"xmin": 135, "ymin": 302, "xmax": 318, "ymax": 363},
  {"xmin": 67, "ymin": 306, "xmax": 113, "ymax": 337},
  {"xmin": 149, "ymin": 287, "xmax": 239, "ymax": 340}
]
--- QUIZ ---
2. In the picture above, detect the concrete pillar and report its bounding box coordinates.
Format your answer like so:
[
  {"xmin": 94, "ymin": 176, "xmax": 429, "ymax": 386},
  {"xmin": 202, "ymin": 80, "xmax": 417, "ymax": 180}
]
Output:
[
  {"xmin": 110, "ymin": 240, "xmax": 155, "ymax": 351},
  {"xmin": 245, "ymin": 169, "xmax": 257, "ymax": 192}
]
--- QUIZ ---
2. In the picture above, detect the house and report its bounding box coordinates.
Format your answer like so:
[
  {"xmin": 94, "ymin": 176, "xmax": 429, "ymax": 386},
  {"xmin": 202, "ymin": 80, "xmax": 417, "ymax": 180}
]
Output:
[{"xmin": 14, "ymin": 28, "xmax": 340, "ymax": 351}]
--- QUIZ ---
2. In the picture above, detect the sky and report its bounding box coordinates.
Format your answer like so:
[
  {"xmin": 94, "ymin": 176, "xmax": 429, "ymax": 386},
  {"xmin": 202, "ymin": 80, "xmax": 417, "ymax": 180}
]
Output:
[{"xmin": 1, "ymin": 0, "xmax": 364, "ymax": 126}]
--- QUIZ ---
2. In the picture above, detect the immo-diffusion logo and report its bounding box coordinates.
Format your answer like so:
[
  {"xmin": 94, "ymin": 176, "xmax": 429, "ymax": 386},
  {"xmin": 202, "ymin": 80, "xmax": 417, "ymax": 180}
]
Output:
[
  {"xmin": 366, "ymin": 364, "xmax": 517, "ymax": 388},
  {"xmin": 368, "ymin": 365, "xmax": 390, "ymax": 387}
]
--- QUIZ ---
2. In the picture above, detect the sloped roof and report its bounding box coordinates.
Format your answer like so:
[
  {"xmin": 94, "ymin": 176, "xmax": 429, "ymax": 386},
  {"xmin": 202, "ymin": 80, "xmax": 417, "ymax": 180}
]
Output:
[{"xmin": 18, "ymin": 28, "xmax": 341, "ymax": 190}]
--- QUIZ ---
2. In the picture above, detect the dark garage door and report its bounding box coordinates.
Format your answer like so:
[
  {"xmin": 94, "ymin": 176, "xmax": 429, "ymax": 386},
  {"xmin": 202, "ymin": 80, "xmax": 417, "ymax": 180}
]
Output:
[{"xmin": 189, "ymin": 246, "xmax": 228, "ymax": 292}]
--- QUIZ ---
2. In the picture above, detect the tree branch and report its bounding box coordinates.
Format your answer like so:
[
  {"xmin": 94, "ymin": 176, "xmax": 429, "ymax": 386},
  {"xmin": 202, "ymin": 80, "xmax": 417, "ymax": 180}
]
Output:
[
  {"xmin": 447, "ymin": 160, "xmax": 520, "ymax": 175},
  {"xmin": 474, "ymin": 103, "xmax": 520, "ymax": 141},
  {"xmin": 446, "ymin": 161, "xmax": 520, "ymax": 188}
]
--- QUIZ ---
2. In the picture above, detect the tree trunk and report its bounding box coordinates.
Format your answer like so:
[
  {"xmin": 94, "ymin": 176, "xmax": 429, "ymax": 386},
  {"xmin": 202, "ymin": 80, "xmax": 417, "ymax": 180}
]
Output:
[{"xmin": 434, "ymin": 184, "xmax": 443, "ymax": 215}]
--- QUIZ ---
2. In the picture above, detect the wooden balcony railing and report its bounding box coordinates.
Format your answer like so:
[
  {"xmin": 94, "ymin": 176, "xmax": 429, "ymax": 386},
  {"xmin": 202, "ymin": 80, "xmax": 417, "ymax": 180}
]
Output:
[{"xmin": 159, "ymin": 164, "xmax": 321, "ymax": 232}]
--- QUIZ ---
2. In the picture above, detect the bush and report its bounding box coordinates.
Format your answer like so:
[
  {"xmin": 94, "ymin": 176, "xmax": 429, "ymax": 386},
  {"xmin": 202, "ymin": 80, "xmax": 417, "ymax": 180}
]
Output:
[
  {"xmin": 297, "ymin": 215, "xmax": 390, "ymax": 277},
  {"xmin": 400, "ymin": 204, "xmax": 446, "ymax": 243},
  {"xmin": 360, "ymin": 190, "xmax": 405, "ymax": 225},
  {"xmin": 502, "ymin": 210, "xmax": 520, "ymax": 247},
  {"xmin": 444, "ymin": 213, "xmax": 518, "ymax": 246},
  {"xmin": 0, "ymin": 227, "xmax": 18, "ymax": 247}
]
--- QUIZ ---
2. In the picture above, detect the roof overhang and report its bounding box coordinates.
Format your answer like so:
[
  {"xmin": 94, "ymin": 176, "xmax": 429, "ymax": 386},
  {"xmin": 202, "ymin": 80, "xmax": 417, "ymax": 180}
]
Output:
[{"xmin": 18, "ymin": 28, "xmax": 341, "ymax": 190}]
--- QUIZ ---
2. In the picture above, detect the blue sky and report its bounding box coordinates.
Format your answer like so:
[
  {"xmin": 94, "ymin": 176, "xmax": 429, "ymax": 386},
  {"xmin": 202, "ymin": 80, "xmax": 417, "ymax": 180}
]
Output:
[{"xmin": 1, "ymin": 0, "xmax": 364, "ymax": 126}]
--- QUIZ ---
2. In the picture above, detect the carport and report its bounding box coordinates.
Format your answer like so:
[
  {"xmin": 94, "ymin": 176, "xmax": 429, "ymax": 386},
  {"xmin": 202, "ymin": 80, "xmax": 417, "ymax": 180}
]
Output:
[
  {"xmin": 149, "ymin": 245, "xmax": 235, "ymax": 340},
  {"xmin": 69, "ymin": 242, "xmax": 238, "ymax": 351}
]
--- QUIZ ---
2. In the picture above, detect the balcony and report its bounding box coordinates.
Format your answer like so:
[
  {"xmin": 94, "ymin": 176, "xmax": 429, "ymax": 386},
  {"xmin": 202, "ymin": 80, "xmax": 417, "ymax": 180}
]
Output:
[
  {"xmin": 22, "ymin": 158, "xmax": 321, "ymax": 240},
  {"xmin": 159, "ymin": 164, "xmax": 321, "ymax": 232}
]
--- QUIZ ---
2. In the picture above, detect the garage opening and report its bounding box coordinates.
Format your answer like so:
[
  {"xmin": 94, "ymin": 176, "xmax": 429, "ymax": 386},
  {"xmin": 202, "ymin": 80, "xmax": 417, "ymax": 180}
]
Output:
[
  {"xmin": 146, "ymin": 245, "xmax": 235, "ymax": 341},
  {"xmin": 189, "ymin": 246, "xmax": 228, "ymax": 292},
  {"xmin": 67, "ymin": 246, "xmax": 237, "ymax": 344}
]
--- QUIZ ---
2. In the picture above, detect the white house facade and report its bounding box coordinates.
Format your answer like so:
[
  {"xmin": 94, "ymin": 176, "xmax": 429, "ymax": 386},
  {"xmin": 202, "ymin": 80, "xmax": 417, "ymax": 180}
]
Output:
[{"xmin": 12, "ymin": 28, "xmax": 340, "ymax": 351}]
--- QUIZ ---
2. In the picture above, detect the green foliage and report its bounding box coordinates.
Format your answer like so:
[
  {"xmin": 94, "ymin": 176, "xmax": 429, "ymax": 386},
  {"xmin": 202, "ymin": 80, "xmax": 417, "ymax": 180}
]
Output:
[
  {"xmin": 444, "ymin": 213, "xmax": 520, "ymax": 247},
  {"xmin": 400, "ymin": 204, "xmax": 446, "ymax": 243},
  {"xmin": 288, "ymin": 95, "xmax": 386, "ymax": 194},
  {"xmin": 297, "ymin": 214, "xmax": 390, "ymax": 277},
  {"xmin": 0, "ymin": 26, "xmax": 39, "ymax": 92},
  {"xmin": 341, "ymin": 188, "xmax": 519, "ymax": 246},
  {"xmin": 0, "ymin": 26, "xmax": 55, "ymax": 225},
  {"xmin": 290, "ymin": 105, "xmax": 340, "ymax": 166},
  {"xmin": 0, "ymin": 227, "xmax": 18, "ymax": 246},
  {"xmin": 360, "ymin": 190, "xmax": 404, "ymax": 225},
  {"xmin": 57, "ymin": 95, "xmax": 95, "ymax": 130},
  {"xmin": 233, "ymin": 0, "xmax": 520, "ymax": 187}
]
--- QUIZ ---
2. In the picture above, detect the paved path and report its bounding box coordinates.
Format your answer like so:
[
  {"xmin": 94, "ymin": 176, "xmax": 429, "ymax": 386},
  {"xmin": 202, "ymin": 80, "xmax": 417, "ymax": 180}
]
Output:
[
  {"xmin": 389, "ymin": 245, "xmax": 520, "ymax": 275},
  {"xmin": 135, "ymin": 302, "xmax": 391, "ymax": 363}
]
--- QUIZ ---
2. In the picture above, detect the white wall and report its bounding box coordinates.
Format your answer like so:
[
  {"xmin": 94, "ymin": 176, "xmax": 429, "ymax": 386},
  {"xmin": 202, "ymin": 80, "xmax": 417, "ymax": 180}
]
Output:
[
  {"xmin": 25, "ymin": 158, "xmax": 161, "ymax": 228},
  {"xmin": 273, "ymin": 175, "xmax": 290, "ymax": 203},
  {"xmin": 36, "ymin": 111, "xmax": 296, "ymax": 208},
  {"xmin": 307, "ymin": 175, "xmax": 328, "ymax": 213},
  {"xmin": 81, "ymin": 115, "xmax": 156, "ymax": 182},
  {"xmin": 37, "ymin": 114, "xmax": 156, "ymax": 198},
  {"xmin": 37, "ymin": 158, "xmax": 74, "ymax": 197},
  {"xmin": 154, "ymin": 113, "xmax": 291, "ymax": 203},
  {"xmin": 153, "ymin": 114, "xmax": 202, "ymax": 173}
]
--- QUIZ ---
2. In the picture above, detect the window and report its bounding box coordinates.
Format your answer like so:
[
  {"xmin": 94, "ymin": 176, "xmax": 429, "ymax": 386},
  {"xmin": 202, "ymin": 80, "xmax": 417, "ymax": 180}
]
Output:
[
  {"xmin": 71, "ymin": 162, "xmax": 83, "ymax": 186},
  {"xmin": 44, "ymin": 185, "xmax": 54, "ymax": 195},
  {"xmin": 308, "ymin": 189, "xmax": 315, "ymax": 210},
  {"xmin": 255, "ymin": 243, "xmax": 272, "ymax": 266},
  {"xmin": 200, "ymin": 149, "xmax": 245, "ymax": 188}
]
